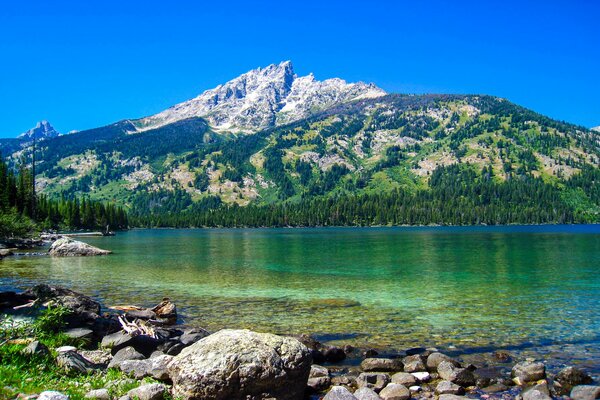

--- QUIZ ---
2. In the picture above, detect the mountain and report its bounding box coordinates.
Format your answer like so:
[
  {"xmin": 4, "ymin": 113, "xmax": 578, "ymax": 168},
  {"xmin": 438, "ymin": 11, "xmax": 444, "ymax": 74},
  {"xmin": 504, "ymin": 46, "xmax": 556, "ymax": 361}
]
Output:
[
  {"xmin": 1, "ymin": 63, "xmax": 599, "ymax": 226},
  {"xmin": 592, "ymin": 126, "xmax": 600, "ymax": 133},
  {"xmin": 135, "ymin": 61, "xmax": 385, "ymax": 133},
  {"xmin": 18, "ymin": 120, "xmax": 60, "ymax": 140}
]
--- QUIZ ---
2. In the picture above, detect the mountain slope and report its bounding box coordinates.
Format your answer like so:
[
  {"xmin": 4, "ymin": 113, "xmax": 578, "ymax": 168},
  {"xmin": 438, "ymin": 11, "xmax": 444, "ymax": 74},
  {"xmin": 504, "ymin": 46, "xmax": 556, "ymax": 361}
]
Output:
[
  {"xmin": 1, "ymin": 65, "xmax": 599, "ymax": 226},
  {"xmin": 135, "ymin": 61, "xmax": 385, "ymax": 133}
]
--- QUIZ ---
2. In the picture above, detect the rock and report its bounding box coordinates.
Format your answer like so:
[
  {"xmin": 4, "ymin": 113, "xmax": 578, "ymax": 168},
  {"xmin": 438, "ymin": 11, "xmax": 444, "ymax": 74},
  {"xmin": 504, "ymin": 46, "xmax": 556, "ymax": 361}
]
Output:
[
  {"xmin": 494, "ymin": 350, "xmax": 512, "ymax": 363},
  {"xmin": 126, "ymin": 383, "xmax": 167, "ymax": 400},
  {"xmin": 49, "ymin": 237, "xmax": 111, "ymax": 257},
  {"xmin": 307, "ymin": 376, "xmax": 332, "ymax": 393},
  {"xmin": 165, "ymin": 342, "xmax": 185, "ymax": 356},
  {"xmin": 571, "ymin": 385, "xmax": 600, "ymax": 400},
  {"xmin": 108, "ymin": 346, "xmax": 145, "ymax": 369},
  {"xmin": 391, "ymin": 372, "xmax": 416, "ymax": 387},
  {"xmin": 56, "ymin": 346, "xmax": 78, "ymax": 353},
  {"xmin": 25, "ymin": 284, "xmax": 101, "ymax": 321},
  {"xmin": 511, "ymin": 361, "xmax": 546, "ymax": 385},
  {"xmin": 411, "ymin": 371, "xmax": 430, "ymax": 382},
  {"xmin": 438, "ymin": 395, "xmax": 467, "ymax": 400},
  {"xmin": 56, "ymin": 350, "xmax": 99, "ymax": 374},
  {"xmin": 64, "ymin": 327, "xmax": 95, "ymax": 341},
  {"xmin": 179, "ymin": 327, "xmax": 210, "ymax": 346},
  {"xmin": 310, "ymin": 364, "xmax": 330, "ymax": 378},
  {"xmin": 555, "ymin": 366, "xmax": 593, "ymax": 393},
  {"xmin": 0, "ymin": 290, "xmax": 36, "ymax": 309},
  {"xmin": 85, "ymin": 389, "xmax": 110, "ymax": 400},
  {"xmin": 361, "ymin": 358, "xmax": 404, "ymax": 372},
  {"xmin": 436, "ymin": 381, "xmax": 465, "ymax": 395},
  {"xmin": 323, "ymin": 386, "xmax": 358, "ymax": 400},
  {"xmin": 363, "ymin": 349, "xmax": 379, "ymax": 358},
  {"xmin": 405, "ymin": 347, "xmax": 427, "ymax": 356},
  {"xmin": 38, "ymin": 391, "xmax": 69, "ymax": 400},
  {"xmin": 79, "ymin": 350, "xmax": 112, "ymax": 367},
  {"xmin": 402, "ymin": 355, "xmax": 426, "ymax": 372},
  {"xmin": 101, "ymin": 331, "xmax": 160, "ymax": 357},
  {"xmin": 379, "ymin": 383, "xmax": 410, "ymax": 400},
  {"xmin": 437, "ymin": 361, "xmax": 476, "ymax": 387},
  {"xmin": 322, "ymin": 345, "xmax": 347, "ymax": 363},
  {"xmin": 426, "ymin": 352, "xmax": 459, "ymax": 371},
  {"xmin": 332, "ymin": 375, "xmax": 356, "ymax": 387},
  {"xmin": 120, "ymin": 355, "xmax": 173, "ymax": 381},
  {"xmin": 523, "ymin": 389, "xmax": 552, "ymax": 400},
  {"xmin": 167, "ymin": 329, "xmax": 312, "ymax": 400},
  {"xmin": 356, "ymin": 373, "xmax": 391, "ymax": 392},
  {"xmin": 354, "ymin": 387, "xmax": 382, "ymax": 400},
  {"xmin": 152, "ymin": 298, "xmax": 177, "ymax": 324},
  {"xmin": 125, "ymin": 309, "xmax": 156, "ymax": 320},
  {"xmin": 472, "ymin": 366, "xmax": 504, "ymax": 387},
  {"xmin": 22, "ymin": 340, "xmax": 50, "ymax": 356},
  {"xmin": 408, "ymin": 385, "xmax": 421, "ymax": 393},
  {"xmin": 482, "ymin": 383, "xmax": 508, "ymax": 393}
]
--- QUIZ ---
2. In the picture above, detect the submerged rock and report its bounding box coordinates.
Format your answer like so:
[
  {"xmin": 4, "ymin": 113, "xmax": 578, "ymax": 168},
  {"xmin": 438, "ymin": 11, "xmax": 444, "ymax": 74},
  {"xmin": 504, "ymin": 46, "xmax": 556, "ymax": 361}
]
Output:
[
  {"xmin": 49, "ymin": 237, "xmax": 111, "ymax": 257},
  {"xmin": 361, "ymin": 358, "xmax": 404, "ymax": 372},
  {"xmin": 167, "ymin": 329, "xmax": 312, "ymax": 400}
]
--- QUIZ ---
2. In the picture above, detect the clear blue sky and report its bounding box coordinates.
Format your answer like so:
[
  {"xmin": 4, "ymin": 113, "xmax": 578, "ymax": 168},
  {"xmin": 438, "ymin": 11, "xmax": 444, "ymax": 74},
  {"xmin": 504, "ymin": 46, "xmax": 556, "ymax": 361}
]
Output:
[{"xmin": 0, "ymin": 0, "xmax": 598, "ymax": 137}]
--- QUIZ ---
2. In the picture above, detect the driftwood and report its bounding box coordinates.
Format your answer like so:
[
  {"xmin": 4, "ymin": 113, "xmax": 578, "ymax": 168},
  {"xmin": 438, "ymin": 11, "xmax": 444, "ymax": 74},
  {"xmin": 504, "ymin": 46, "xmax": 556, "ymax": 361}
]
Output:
[{"xmin": 117, "ymin": 315, "xmax": 156, "ymax": 338}]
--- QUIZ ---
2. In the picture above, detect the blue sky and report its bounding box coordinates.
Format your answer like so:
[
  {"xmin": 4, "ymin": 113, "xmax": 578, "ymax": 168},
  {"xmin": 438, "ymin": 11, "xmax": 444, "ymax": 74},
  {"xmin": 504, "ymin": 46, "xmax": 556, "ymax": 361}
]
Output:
[{"xmin": 0, "ymin": 0, "xmax": 598, "ymax": 137}]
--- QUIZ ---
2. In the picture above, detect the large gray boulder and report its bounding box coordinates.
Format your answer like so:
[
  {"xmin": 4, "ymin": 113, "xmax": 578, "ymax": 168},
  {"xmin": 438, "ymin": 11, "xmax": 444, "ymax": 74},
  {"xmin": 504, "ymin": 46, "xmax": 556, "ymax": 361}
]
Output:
[
  {"xmin": 49, "ymin": 237, "xmax": 111, "ymax": 257},
  {"xmin": 167, "ymin": 329, "xmax": 312, "ymax": 400},
  {"xmin": 323, "ymin": 386, "xmax": 358, "ymax": 400},
  {"xmin": 511, "ymin": 361, "xmax": 546, "ymax": 385},
  {"xmin": 570, "ymin": 385, "xmax": 600, "ymax": 400}
]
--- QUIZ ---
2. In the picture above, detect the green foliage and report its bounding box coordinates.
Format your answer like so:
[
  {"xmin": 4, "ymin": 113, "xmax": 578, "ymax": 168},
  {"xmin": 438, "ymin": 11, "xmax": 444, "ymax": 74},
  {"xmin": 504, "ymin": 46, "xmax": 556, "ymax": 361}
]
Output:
[{"xmin": 33, "ymin": 305, "xmax": 70, "ymax": 338}]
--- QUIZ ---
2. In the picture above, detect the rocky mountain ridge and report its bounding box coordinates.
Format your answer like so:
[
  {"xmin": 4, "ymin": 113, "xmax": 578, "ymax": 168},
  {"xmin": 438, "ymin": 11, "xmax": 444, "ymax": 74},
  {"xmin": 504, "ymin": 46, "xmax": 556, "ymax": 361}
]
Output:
[
  {"xmin": 17, "ymin": 120, "xmax": 60, "ymax": 140},
  {"xmin": 135, "ymin": 61, "xmax": 385, "ymax": 133}
]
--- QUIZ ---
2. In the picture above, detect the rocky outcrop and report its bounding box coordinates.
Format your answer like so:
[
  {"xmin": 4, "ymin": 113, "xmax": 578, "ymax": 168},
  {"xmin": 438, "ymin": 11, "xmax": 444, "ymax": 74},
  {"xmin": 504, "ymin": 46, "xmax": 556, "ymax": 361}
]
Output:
[
  {"xmin": 25, "ymin": 284, "xmax": 101, "ymax": 321},
  {"xmin": 167, "ymin": 329, "xmax": 312, "ymax": 400},
  {"xmin": 49, "ymin": 237, "xmax": 111, "ymax": 257}
]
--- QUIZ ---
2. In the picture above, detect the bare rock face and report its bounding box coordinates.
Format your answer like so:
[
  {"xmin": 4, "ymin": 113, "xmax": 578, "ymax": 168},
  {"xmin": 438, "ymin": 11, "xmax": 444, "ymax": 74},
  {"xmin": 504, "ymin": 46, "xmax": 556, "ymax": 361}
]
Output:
[
  {"xmin": 167, "ymin": 329, "xmax": 312, "ymax": 400},
  {"xmin": 49, "ymin": 237, "xmax": 111, "ymax": 257}
]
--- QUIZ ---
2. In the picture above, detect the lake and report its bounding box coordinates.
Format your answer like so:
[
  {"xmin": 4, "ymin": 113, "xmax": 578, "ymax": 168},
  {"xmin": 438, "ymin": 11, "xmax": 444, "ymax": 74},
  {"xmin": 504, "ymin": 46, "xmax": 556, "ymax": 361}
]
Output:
[{"xmin": 1, "ymin": 225, "xmax": 599, "ymax": 372}]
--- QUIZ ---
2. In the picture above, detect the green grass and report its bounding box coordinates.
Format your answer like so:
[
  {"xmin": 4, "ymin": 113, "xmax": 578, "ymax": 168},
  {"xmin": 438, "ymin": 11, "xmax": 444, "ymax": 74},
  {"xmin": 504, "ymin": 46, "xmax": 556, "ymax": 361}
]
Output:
[{"xmin": 0, "ymin": 307, "xmax": 167, "ymax": 399}]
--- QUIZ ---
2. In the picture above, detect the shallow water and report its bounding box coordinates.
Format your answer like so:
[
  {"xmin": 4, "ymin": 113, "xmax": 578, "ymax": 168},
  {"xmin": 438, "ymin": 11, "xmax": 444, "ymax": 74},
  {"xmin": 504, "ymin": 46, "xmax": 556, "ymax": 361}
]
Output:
[{"xmin": 1, "ymin": 226, "xmax": 599, "ymax": 372}]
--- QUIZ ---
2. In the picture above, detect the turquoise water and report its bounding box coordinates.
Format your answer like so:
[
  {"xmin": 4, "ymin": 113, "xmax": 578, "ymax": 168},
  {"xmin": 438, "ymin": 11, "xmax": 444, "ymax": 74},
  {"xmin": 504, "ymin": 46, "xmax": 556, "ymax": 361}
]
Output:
[{"xmin": 1, "ymin": 226, "xmax": 599, "ymax": 371}]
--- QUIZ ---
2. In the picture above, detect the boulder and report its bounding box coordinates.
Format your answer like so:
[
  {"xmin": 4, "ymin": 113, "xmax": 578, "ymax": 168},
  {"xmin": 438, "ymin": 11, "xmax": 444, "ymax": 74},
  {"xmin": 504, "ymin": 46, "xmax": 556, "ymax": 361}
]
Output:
[
  {"xmin": 436, "ymin": 380, "xmax": 465, "ymax": 395},
  {"xmin": 356, "ymin": 372, "xmax": 391, "ymax": 392},
  {"xmin": 437, "ymin": 361, "xmax": 476, "ymax": 387},
  {"xmin": 25, "ymin": 284, "xmax": 101, "ymax": 321},
  {"xmin": 570, "ymin": 385, "xmax": 600, "ymax": 400},
  {"xmin": 56, "ymin": 350, "xmax": 99, "ymax": 374},
  {"xmin": 321, "ymin": 345, "xmax": 347, "ymax": 363},
  {"xmin": 107, "ymin": 346, "xmax": 145, "ymax": 369},
  {"xmin": 390, "ymin": 372, "xmax": 416, "ymax": 387},
  {"xmin": 64, "ymin": 327, "xmax": 95, "ymax": 341},
  {"xmin": 179, "ymin": 327, "xmax": 210, "ymax": 346},
  {"xmin": 438, "ymin": 395, "xmax": 467, "ymax": 400},
  {"xmin": 38, "ymin": 391, "xmax": 69, "ymax": 400},
  {"xmin": 402, "ymin": 355, "xmax": 426, "ymax": 372},
  {"xmin": 49, "ymin": 237, "xmax": 111, "ymax": 257},
  {"xmin": 323, "ymin": 386, "xmax": 358, "ymax": 400},
  {"xmin": 354, "ymin": 387, "xmax": 382, "ymax": 400},
  {"xmin": 127, "ymin": 383, "xmax": 167, "ymax": 400},
  {"xmin": 167, "ymin": 329, "xmax": 312, "ymax": 400},
  {"xmin": 125, "ymin": 309, "xmax": 156, "ymax": 320},
  {"xmin": 426, "ymin": 352, "xmax": 460, "ymax": 370},
  {"xmin": 85, "ymin": 389, "xmax": 110, "ymax": 400},
  {"xmin": 307, "ymin": 376, "xmax": 332, "ymax": 393},
  {"xmin": 555, "ymin": 366, "xmax": 592, "ymax": 393},
  {"xmin": 411, "ymin": 371, "xmax": 430, "ymax": 382},
  {"xmin": 120, "ymin": 355, "xmax": 173, "ymax": 381},
  {"xmin": 101, "ymin": 331, "xmax": 160, "ymax": 356},
  {"xmin": 523, "ymin": 382, "xmax": 552, "ymax": 400},
  {"xmin": 379, "ymin": 383, "xmax": 410, "ymax": 400},
  {"xmin": 361, "ymin": 358, "xmax": 404, "ymax": 372},
  {"xmin": 79, "ymin": 350, "xmax": 112, "ymax": 367},
  {"xmin": 511, "ymin": 361, "xmax": 546, "ymax": 385},
  {"xmin": 482, "ymin": 383, "xmax": 509, "ymax": 393},
  {"xmin": 0, "ymin": 290, "xmax": 36, "ymax": 310}
]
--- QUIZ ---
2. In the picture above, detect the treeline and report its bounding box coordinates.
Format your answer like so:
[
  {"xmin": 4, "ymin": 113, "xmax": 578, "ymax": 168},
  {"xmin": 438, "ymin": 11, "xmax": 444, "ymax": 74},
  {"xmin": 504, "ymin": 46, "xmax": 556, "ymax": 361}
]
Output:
[
  {"xmin": 131, "ymin": 165, "xmax": 599, "ymax": 228},
  {"xmin": 0, "ymin": 153, "xmax": 128, "ymax": 238}
]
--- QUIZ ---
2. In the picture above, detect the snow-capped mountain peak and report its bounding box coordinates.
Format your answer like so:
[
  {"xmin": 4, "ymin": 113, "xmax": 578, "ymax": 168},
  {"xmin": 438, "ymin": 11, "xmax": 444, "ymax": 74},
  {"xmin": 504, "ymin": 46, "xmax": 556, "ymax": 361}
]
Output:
[
  {"xmin": 592, "ymin": 126, "xmax": 600, "ymax": 133},
  {"xmin": 18, "ymin": 120, "xmax": 60, "ymax": 140},
  {"xmin": 136, "ymin": 61, "xmax": 386, "ymax": 133}
]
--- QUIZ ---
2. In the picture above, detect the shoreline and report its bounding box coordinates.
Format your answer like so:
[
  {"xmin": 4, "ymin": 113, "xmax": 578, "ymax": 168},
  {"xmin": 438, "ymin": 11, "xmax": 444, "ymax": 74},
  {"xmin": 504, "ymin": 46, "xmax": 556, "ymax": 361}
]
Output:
[{"xmin": 1, "ymin": 284, "xmax": 599, "ymax": 400}]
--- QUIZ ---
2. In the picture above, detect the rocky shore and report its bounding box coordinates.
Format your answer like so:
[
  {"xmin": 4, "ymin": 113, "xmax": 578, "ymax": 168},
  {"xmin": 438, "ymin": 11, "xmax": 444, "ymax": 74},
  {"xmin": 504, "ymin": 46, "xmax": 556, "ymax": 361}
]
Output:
[
  {"xmin": 0, "ymin": 285, "xmax": 598, "ymax": 400},
  {"xmin": 0, "ymin": 235, "xmax": 111, "ymax": 259}
]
